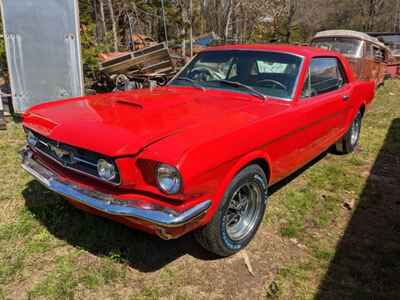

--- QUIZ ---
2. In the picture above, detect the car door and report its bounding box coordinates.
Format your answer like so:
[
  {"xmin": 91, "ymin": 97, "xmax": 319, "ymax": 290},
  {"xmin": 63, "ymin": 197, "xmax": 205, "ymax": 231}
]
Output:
[{"xmin": 294, "ymin": 57, "xmax": 352, "ymax": 163}]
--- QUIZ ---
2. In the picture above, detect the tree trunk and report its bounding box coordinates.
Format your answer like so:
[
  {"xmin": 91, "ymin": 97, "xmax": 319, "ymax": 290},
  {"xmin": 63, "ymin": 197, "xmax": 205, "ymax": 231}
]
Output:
[
  {"xmin": 92, "ymin": 0, "xmax": 100, "ymax": 43},
  {"xmin": 107, "ymin": 0, "xmax": 118, "ymax": 51},
  {"xmin": 242, "ymin": 5, "xmax": 247, "ymax": 42},
  {"xmin": 131, "ymin": 2, "xmax": 143, "ymax": 34},
  {"xmin": 177, "ymin": 0, "xmax": 189, "ymax": 57},
  {"xmin": 224, "ymin": 0, "xmax": 233, "ymax": 41},
  {"xmin": 189, "ymin": 0, "xmax": 193, "ymax": 57},
  {"xmin": 98, "ymin": 0, "xmax": 107, "ymax": 42},
  {"xmin": 365, "ymin": 0, "xmax": 385, "ymax": 31},
  {"xmin": 285, "ymin": 0, "xmax": 297, "ymax": 43}
]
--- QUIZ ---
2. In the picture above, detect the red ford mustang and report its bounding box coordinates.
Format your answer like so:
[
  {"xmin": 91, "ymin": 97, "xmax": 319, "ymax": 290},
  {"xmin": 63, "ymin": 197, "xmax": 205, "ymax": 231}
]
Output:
[{"xmin": 21, "ymin": 44, "xmax": 375, "ymax": 256}]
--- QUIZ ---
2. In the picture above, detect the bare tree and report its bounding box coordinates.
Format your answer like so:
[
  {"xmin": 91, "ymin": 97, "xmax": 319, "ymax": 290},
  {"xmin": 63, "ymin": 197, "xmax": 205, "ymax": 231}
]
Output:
[
  {"xmin": 223, "ymin": 0, "xmax": 233, "ymax": 41},
  {"xmin": 98, "ymin": 0, "xmax": 107, "ymax": 41},
  {"xmin": 107, "ymin": 0, "xmax": 118, "ymax": 51},
  {"xmin": 363, "ymin": 0, "xmax": 385, "ymax": 31},
  {"xmin": 395, "ymin": 0, "xmax": 400, "ymax": 31}
]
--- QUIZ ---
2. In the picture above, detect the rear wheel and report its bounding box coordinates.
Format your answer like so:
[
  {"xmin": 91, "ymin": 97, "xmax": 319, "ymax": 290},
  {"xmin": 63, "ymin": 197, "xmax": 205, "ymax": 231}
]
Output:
[
  {"xmin": 335, "ymin": 110, "xmax": 362, "ymax": 154},
  {"xmin": 195, "ymin": 165, "xmax": 268, "ymax": 257}
]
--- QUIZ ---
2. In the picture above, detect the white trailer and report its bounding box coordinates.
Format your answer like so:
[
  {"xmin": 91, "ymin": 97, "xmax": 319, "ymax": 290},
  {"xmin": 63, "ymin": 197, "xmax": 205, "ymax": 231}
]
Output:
[{"xmin": 0, "ymin": 0, "xmax": 84, "ymax": 113}]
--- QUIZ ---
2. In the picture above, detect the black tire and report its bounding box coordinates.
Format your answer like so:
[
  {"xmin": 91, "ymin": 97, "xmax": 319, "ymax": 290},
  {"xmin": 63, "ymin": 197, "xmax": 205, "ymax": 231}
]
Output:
[
  {"xmin": 195, "ymin": 164, "xmax": 268, "ymax": 257},
  {"xmin": 335, "ymin": 110, "xmax": 362, "ymax": 154}
]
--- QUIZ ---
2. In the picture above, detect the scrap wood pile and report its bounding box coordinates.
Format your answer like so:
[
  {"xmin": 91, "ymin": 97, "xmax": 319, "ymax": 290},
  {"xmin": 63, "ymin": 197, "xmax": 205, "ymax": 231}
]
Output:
[
  {"xmin": 93, "ymin": 32, "xmax": 220, "ymax": 93},
  {"xmin": 96, "ymin": 42, "xmax": 176, "ymax": 92}
]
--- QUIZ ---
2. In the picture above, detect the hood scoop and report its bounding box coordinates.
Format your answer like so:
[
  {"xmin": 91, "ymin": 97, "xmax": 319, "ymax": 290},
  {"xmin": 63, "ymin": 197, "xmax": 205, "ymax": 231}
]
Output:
[{"xmin": 116, "ymin": 99, "xmax": 144, "ymax": 109}]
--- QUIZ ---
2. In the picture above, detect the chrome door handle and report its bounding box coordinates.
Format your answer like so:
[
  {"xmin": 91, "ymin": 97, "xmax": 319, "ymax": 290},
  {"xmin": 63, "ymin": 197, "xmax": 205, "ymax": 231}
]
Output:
[{"xmin": 342, "ymin": 94, "xmax": 350, "ymax": 101}]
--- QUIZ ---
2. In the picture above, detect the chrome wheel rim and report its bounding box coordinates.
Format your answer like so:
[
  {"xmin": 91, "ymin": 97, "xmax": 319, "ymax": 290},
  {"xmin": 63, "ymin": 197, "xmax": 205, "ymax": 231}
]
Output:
[
  {"xmin": 224, "ymin": 182, "xmax": 262, "ymax": 241},
  {"xmin": 351, "ymin": 115, "xmax": 361, "ymax": 146}
]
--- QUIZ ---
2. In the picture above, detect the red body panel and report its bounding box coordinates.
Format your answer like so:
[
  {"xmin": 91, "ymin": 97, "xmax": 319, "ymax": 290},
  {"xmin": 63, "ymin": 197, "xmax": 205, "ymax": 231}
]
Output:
[{"xmin": 22, "ymin": 44, "xmax": 376, "ymax": 238}]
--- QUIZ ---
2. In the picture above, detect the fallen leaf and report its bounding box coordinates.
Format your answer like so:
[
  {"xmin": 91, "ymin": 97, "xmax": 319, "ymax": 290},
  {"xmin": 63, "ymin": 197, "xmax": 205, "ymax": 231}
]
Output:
[
  {"xmin": 343, "ymin": 199, "xmax": 355, "ymax": 210},
  {"xmin": 290, "ymin": 238, "xmax": 307, "ymax": 249},
  {"xmin": 266, "ymin": 280, "xmax": 280, "ymax": 298},
  {"xmin": 241, "ymin": 250, "xmax": 255, "ymax": 276}
]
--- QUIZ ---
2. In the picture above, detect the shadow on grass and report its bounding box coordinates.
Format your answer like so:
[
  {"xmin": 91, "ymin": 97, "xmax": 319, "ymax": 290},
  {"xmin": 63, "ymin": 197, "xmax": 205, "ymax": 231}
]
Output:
[
  {"xmin": 22, "ymin": 182, "xmax": 218, "ymax": 273},
  {"xmin": 315, "ymin": 118, "xmax": 400, "ymax": 299}
]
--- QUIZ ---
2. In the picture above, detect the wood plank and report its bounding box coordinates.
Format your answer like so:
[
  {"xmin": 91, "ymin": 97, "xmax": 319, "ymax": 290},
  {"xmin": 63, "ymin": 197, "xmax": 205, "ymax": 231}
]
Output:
[
  {"xmin": 100, "ymin": 43, "xmax": 167, "ymax": 69},
  {"xmin": 100, "ymin": 43, "xmax": 174, "ymax": 75},
  {"xmin": 100, "ymin": 49, "xmax": 171, "ymax": 74},
  {"xmin": 129, "ymin": 60, "xmax": 174, "ymax": 74},
  {"xmin": 132, "ymin": 43, "xmax": 166, "ymax": 57}
]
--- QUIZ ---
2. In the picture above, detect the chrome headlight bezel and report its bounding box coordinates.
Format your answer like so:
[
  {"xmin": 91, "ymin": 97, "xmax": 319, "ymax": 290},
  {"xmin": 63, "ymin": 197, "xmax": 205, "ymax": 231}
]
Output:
[
  {"xmin": 27, "ymin": 130, "xmax": 38, "ymax": 147},
  {"xmin": 97, "ymin": 159, "xmax": 116, "ymax": 181},
  {"xmin": 156, "ymin": 163, "xmax": 182, "ymax": 195}
]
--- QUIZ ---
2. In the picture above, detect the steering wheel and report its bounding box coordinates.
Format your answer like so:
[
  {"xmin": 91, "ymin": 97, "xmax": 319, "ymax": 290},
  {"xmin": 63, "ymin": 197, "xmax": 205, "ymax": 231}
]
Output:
[
  {"xmin": 189, "ymin": 69, "xmax": 212, "ymax": 81},
  {"xmin": 256, "ymin": 79, "xmax": 288, "ymax": 91}
]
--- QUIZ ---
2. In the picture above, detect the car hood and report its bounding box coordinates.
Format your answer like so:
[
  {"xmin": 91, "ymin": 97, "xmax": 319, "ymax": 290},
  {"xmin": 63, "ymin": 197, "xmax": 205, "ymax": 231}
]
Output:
[{"xmin": 23, "ymin": 86, "xmax": 264, "ymax": 157}]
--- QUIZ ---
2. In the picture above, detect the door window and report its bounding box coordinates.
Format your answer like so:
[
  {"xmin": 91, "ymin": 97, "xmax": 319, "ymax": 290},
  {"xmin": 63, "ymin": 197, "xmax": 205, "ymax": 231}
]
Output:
[
  {"xmin": 301, "ymin": 57, "xmax": 346, "ymax": 98},
  {"xmin": 372, "ymin": 46, "xmax": 385, "ymax": 62}
]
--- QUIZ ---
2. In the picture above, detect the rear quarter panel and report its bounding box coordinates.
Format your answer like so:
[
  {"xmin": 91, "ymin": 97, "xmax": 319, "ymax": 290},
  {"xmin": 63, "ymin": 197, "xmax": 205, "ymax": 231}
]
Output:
[{"xmin": 338, "ymin": 54, "xmax": 376, "ymax": 125}]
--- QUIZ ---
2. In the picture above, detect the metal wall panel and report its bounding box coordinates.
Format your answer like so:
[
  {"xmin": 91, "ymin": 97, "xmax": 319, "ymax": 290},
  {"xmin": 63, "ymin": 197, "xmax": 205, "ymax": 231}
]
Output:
[{"xmin": 1, "ymin": 0, "xmax": 83, "ymax": 113}]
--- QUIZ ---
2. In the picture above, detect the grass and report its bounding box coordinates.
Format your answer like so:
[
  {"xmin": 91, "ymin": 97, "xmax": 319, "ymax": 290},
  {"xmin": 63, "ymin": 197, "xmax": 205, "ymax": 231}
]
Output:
[{"xmin": 0, "ymin": 80, "xmax": 399, "ymax": 299}]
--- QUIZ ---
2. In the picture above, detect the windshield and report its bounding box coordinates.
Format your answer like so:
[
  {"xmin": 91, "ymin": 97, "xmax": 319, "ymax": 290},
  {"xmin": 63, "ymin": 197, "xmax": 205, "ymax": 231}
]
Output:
[
  {"xmin": 312, "ymin": 37, "xmax": 363, "ymax": 58},
  {"xmin": 170, "ymin": 50, "xmax": 303, "ymax": 99}
]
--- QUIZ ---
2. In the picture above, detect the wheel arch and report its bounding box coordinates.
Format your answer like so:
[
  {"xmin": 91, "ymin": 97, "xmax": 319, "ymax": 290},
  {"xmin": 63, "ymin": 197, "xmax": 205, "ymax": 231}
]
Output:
[
  {"xmin": 246, "ymin": 158, "xmax": 271, "ymax": 183},
  {"xmin": 201, "ymin": 151, "xmax": 272, "ymax": 225},
  {"xmin": 360, "ymin": 103, "xmax": 366, "ymax": 117},
  {"xmin": 215, "ymin": 151, "xmax": 271, "ymax": 202}
]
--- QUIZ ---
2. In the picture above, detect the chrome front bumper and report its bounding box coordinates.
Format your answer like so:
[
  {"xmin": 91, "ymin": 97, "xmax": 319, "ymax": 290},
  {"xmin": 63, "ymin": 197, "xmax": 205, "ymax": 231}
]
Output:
[{"xmin": 21, "ymin": 148, "xmax": 211, "ymax": 228}]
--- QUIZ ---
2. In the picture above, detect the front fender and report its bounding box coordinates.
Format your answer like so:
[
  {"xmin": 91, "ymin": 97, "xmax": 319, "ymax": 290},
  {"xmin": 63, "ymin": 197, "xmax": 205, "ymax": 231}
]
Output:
[{"xmin": 199, "ymin": 150, "xmax": 272, "ymax": 224}]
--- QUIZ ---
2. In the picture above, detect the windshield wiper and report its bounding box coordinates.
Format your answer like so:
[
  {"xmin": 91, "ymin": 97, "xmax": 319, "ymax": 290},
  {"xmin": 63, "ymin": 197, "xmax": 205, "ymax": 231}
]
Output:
[
  {"xmin": 216, "ymin": 80, "xmax": 267, "ymax": 101},
  {"xmin": 174, "ymin": 77, "xmax": 206, "ymax": 91}
]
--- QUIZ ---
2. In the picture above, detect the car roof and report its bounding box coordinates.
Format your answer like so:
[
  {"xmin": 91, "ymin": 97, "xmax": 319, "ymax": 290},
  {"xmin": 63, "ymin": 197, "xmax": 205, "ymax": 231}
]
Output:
[{"xmin": 203, "ymin": 43, "xmax": 339, "ymax": 58}]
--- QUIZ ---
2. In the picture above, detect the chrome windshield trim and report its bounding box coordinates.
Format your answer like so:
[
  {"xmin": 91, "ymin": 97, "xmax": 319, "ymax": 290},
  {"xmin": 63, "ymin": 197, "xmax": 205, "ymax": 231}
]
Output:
[
  {"xmin": 21, "ymin": 148, "xmax": 211, "ymax": 228},
  {"xmin": 168, "ymin": 49, "xmax": 305, "ymax": 101}
]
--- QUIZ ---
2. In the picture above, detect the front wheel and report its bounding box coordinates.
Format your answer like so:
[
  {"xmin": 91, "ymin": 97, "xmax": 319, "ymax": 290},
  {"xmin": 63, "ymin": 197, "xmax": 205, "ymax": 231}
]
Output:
[
  {"xmin": 335, "ymin": 110, "xmax": 362, "ymax": 154},
  {"xmin": 195, "ymin": 165, "xmax": 268, "ymax": 257}
]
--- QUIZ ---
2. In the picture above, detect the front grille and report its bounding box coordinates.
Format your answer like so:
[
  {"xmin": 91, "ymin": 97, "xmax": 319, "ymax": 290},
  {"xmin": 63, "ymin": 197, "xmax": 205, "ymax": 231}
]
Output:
[{"xmin": 28, "ymin": 130, "xmax": 120, "ymax": 185}]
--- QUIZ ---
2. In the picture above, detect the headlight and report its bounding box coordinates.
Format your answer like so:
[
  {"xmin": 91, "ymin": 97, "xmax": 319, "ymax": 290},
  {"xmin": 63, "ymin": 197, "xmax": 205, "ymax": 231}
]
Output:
[
  {"xmin": 97, "ymin": 159, "xmax": 116, "ymax": 181},
  {"xmin": 27, "ymin": 130, "xmax": 38, "ymax": 147},
  {"xmin": 156, "ymin": 163, "xmax": 181, "ymax": 194}
]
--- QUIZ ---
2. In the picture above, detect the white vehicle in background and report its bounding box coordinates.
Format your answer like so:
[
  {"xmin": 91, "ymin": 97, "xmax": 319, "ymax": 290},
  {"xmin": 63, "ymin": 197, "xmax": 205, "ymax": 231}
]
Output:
[{"xmin": 0, "ymin": 0, "xmax": 83, "ymax": 113}]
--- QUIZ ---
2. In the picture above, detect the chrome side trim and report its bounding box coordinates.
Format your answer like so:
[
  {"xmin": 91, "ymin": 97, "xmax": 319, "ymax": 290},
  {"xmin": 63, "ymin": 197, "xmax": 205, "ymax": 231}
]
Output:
[{"xmin": 21, "ymin": 148, "xmax": 211, "ymax": 228}]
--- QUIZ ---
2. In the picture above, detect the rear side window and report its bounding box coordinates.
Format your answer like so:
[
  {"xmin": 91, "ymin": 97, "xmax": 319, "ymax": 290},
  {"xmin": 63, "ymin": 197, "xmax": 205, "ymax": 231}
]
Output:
[{"xmin": 302, "ymin": 57, "xmax": 346, "ymax": 98}]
